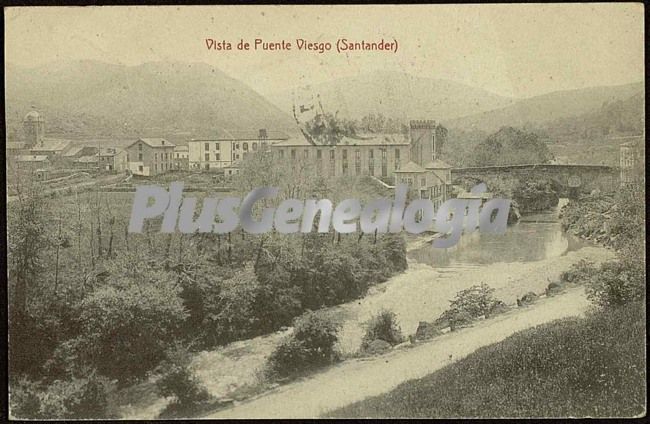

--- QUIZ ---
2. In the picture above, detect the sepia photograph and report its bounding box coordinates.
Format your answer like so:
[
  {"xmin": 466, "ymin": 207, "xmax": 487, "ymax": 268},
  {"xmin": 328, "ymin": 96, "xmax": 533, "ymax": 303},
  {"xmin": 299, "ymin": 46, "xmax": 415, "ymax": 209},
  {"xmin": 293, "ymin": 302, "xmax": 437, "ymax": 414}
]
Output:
[{"xmin": 4, "ymin": 4, "xmax": 646, "ymax": 419}]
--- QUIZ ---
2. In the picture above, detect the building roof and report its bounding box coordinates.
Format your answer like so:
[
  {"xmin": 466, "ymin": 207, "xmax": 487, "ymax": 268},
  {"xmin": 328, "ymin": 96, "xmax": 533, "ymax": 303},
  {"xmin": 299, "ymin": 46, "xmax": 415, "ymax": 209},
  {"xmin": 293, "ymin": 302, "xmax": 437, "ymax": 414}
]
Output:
[
  {"xmin": 128, "ymin": 138, "xmax": 176, "ymax": 148},
  {"xmin": 191, "ymin": 129, "xmax": 290, "ymax": 141},
  {"xmin": 338, "ymin": 134, "xmax": 409, "ymax": 146},
  {"xmin": 31, "ymin": 138, "xmax": 73, "ymax": 152},
  {"xmin": 75, "ymin": 155, "xmax": 99, "ymax": 163},
  {"xmin": 24, "ymin": 110, "xmax": 43, "ymax": 121},
  {"xmin": 6, "ymin": 142, "xmax": 27, "ymax": 150},
  {"xmin": 394, "ymin": 161, "xmax": 426, "ymax": 173},
  {"xmin": 62, "ymin": 146, "xmax": 85, "ymax": 157},
  {"xmin": 16, "ymin": 155, "xmax": 49, "ymax": 162},
  {"xmin": 97, "ymin": 147, "xmax": 125, "ymax": 156},
  {"xmin": 424, "ymin": 159, "xmax": 452, "ymax": 169},
  {"xmin": 270, "ymin": 133, "xmax": 409, "ymax": 148},
  {"xmin": 270, "ymin": 137, "xmax": 314, "ymax": 147}
]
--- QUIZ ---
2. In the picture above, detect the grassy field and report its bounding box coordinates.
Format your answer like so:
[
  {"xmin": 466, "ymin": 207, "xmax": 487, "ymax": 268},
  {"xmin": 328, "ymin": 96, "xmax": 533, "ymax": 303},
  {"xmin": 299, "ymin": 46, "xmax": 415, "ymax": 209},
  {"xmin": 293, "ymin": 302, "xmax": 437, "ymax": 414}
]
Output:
[{"xmin": 327, "ymin": 301, "xmax": 646, "ymax": 418}]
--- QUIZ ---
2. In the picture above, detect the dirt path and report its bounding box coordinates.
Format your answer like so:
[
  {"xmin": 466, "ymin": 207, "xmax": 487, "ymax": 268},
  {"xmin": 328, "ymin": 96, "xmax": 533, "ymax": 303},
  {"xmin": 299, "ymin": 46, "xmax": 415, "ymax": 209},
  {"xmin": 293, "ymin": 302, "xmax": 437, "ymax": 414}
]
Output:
[{"xmin": 205, "ymin": 287, "xmax": 593, "ymax": 419}]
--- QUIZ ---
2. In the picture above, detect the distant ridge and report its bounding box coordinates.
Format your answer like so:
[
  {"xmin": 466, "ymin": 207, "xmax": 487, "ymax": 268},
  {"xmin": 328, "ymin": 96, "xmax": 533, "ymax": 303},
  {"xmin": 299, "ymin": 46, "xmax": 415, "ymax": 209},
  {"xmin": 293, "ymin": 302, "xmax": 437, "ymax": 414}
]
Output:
[{"xmin": 5, "ymin": 60, "xmax": 297, "ymax": 140}]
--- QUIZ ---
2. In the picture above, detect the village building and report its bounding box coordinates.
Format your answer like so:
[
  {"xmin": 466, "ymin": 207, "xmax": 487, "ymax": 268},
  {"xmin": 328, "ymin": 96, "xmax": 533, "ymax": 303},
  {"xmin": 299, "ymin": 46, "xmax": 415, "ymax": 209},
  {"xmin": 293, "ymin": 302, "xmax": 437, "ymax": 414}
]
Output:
[
  {"xmin": 73, "ymin": 155, "xmax": 99, "ymax": 170},
  {"xmin": 187, "ymin": 129, "xmax": 289, "ymax": 170},
  {"xmin": 62, "ymin": 145, "xmax": 99, "ymax": 161},
  {"xmin": 14, "ymin": 154, "xmax": 51, "ymax": 171},
  {"xmin": 620, "ymin": 138, "xmax": 645, "ymax": 185},
  {"xmin": 125, "ymin": 138, "xmax": 176, "ymax": 176},
  {"xmin": 6, "ymin": 142, "xmax": 28, "ymax": 156},
  {"xmin": 393, "ymin": 159, "xmax": 452, "ymax": 211},
  {"xmin": 270, "ymin": 134, "xmax": 410, "ymax": 179},
  {"xmin": 98, "ymin": 147, "xmax": 128, "ymax": 172},
  {"xmin": 21, "ymin": 110, "xmax": 74, "ymax": 158},
  {"xmin": 173, "ymin": 145, "xmax": 190, "ymax": 170}
]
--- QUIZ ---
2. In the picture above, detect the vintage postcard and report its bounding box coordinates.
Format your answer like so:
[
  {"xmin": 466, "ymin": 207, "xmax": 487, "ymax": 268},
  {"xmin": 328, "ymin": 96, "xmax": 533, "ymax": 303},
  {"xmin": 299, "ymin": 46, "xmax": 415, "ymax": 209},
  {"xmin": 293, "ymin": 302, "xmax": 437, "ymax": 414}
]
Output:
[{"xmin": 5, "ymin": 4, "xmax": 646, "ymax": 419}]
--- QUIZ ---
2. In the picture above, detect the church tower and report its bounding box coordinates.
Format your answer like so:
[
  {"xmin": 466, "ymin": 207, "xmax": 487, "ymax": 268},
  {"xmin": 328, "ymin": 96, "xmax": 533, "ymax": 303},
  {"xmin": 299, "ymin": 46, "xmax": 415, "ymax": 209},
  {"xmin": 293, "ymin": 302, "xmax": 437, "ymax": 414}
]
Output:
[
  {"xmin": 409, "ymin": 120, "xmax": 437, "ymax": 167},
  {"xmin": 23, "ymin": 109, "xmax": 45, "ymax": 148}
]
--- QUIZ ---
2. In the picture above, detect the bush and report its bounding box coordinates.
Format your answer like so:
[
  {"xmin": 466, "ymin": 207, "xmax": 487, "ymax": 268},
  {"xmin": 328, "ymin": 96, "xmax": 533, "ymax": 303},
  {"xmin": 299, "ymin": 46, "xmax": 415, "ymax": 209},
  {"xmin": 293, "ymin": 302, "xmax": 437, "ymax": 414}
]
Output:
[
  {"xmin": 265, "ymin": 311, "xmax": 340, "ymax": 380},
  {"xmin": 156, "ymin": 363, "xmax": 210, "ymax": 407},
  {"xmin": 10, "ymin": 370, "xmax": 113, "ymax": 419},
  {"xmin": 437, "ymin": 283, "xmax": 502, "ymax": 330},
  {"xmin": 560, "ymin": 259, "xmax": 596, "ymax": 284},
  {"xmin": 361, "ymin": 310, "xmax": 404, "ymax": 350},
  {"xmin": 76, "ymin": 282, "xmax": 188, "ymax": 384},
  {"xmin": 586, "ymin": 259, "xmax": 645, "ymax": 308},
  {"xmin": 10, "ymin": 378, "xmax": 42, "ymax": 419}
]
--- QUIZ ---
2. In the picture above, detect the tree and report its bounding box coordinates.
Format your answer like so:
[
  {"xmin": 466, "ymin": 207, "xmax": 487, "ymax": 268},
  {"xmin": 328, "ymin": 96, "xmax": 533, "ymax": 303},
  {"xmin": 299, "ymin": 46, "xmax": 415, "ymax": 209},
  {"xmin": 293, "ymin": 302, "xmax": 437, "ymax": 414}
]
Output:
[
  {"xmin": 75, "ymin": 281, "xmax": 188, "ymax": 383},
  {"xmin": 473, "ymin": 127, "xmax": 554, "ymax": 166}
]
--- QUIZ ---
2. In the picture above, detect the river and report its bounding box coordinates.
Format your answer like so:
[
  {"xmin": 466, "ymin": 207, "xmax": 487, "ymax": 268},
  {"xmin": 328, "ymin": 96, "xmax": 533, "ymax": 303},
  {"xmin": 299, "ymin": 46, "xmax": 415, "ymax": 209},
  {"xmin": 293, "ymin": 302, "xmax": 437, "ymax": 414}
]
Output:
[{"xmin": 117, "ymin": 199, "xmax": 615, "ymax": 418}]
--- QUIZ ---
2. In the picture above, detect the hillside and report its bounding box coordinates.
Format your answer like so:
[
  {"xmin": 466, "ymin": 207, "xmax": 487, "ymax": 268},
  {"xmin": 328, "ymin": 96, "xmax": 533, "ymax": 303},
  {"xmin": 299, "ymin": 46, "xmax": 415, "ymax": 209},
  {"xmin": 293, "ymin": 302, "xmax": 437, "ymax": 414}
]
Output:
[
  {"xmin": 542, "ymin": 91, "xmax": 645, "ymax": 138},
  {"xmin": 328, "ymin": 301, "xmax": 645, "ymax": 418},
  {"xmin": 264, "ymin": 70, "xmax": 514, "ymax": 122},
  {"xmin": 5, "ymin": 60, "xmax": 296, "ymax": 140},
  {"xmin": 446, "ymin": 82, "xmax": 643, "ymax": 132}
]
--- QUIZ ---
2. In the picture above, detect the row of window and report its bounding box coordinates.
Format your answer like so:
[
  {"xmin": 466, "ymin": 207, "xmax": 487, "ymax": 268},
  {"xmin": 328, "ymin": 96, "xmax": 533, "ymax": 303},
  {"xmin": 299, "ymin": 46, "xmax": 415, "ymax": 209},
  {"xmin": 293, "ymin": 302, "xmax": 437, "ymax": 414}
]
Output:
[
  {"xmin": 280, "ymin": 148, "xmax": 398, "ymax": 161},
  {"xmin": 203, "ymin": 141, "xmax": 266, "ymax": 151}
]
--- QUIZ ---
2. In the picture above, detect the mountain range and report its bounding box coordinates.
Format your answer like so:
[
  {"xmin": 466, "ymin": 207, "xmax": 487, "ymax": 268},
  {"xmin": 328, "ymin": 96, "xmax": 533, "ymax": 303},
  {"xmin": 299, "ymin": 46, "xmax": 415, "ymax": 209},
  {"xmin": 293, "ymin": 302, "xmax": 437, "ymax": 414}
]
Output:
[
  {"xmin": 5, "ymin": 60, "xmax": 297, "ymax": 141},
  {"xmin": 4, "ymin": 60, "xmax": 644, "ymax": 143}
]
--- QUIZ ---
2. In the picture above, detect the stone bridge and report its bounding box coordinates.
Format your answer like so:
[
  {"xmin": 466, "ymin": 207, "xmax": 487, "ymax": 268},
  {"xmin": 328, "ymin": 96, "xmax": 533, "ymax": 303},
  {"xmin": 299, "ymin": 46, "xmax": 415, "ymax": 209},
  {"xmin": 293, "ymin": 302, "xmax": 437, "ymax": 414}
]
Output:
[{"xmin": 451, "ymin": 164, "xmax": 619, "ymax": 196}]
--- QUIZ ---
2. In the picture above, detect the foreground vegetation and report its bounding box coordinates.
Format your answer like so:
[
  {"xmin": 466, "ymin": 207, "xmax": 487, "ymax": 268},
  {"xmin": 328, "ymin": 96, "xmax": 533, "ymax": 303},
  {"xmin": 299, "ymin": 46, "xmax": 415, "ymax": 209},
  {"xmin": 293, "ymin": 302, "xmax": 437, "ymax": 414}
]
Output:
[
  {"xmin": 328, "ymin": 183, "xmax": 646, "ymax": 418},
  {"xmin": 7, "ymin": 153, "xmax": 407, "ymax": 419},
  {"xmin": 328, "ymin": 301, "xmax": 645, "ymax": 418}
]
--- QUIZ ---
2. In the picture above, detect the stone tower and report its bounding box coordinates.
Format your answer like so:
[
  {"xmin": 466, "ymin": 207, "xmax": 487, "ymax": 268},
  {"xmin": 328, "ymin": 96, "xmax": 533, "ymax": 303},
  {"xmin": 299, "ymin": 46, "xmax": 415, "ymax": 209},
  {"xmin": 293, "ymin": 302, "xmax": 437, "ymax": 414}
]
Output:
[
  {"xmin": 23, "ymin": 109, "xmax": 45, "ymax": 148},
  {"xmin": 409, "ymin": 120, "xmax": 437, "ymax": 167}
]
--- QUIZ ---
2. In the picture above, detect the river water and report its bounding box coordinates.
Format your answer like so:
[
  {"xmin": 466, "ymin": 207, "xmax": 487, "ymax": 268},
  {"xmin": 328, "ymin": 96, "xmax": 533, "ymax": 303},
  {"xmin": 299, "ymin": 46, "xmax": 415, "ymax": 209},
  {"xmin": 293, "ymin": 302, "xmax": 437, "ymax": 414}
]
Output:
[{"xmin": 332, "ymin": 198, "xmax": 608, "ymax": 353}]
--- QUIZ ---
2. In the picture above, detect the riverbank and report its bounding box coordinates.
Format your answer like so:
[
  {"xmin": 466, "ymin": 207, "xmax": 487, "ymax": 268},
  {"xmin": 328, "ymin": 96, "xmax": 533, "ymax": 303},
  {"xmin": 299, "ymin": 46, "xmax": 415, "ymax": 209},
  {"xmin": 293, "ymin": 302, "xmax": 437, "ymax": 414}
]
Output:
[
  {"xmin": 114, "ymin": 235, "xmax": 613, "ymax": 418},
  {"xmin": 204, "ymin": 286, "xmax": 598, "ymax": 418}
]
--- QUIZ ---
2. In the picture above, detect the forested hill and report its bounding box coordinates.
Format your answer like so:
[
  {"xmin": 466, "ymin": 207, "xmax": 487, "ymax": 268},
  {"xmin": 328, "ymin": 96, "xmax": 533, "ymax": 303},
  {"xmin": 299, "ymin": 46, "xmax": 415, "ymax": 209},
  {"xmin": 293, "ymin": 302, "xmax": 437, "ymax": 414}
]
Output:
[{"xmin": 5, "ymin": 60, "xmax": 296, "ymax": 140}]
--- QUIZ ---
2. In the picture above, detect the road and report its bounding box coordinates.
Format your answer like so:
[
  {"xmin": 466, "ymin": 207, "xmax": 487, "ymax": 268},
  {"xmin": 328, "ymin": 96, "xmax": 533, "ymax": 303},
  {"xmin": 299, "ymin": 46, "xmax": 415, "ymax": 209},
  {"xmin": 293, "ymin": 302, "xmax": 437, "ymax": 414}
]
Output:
[{"xmin": 204, "ymin": 287, "xmax": 593, "ymax": 419}]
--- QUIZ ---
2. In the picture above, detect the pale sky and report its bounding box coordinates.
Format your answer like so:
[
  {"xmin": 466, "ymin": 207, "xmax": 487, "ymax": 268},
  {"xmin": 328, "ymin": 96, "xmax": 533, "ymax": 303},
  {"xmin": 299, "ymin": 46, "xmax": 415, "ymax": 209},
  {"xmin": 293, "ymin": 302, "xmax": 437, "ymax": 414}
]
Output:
[{"xmin": 4, "ymin": 4, "xmax": 645, "ymax": 98}]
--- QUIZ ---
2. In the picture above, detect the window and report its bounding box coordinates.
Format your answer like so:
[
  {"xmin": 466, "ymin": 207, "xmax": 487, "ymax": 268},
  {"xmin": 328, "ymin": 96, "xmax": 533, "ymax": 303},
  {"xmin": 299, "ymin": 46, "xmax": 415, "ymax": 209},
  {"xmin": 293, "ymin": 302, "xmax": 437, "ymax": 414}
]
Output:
[
  {"xmin": 291, "ymin": 149, "xmax": 296, "ymax": 160},
  {"xmin": 154, "ymin": 164, "xmax": 158, "ymax": 171},
  {"xmin": 316, "ymin": 150, "xmax": 322, "ymax": 159},
  {"xmin": 138, "ymin": 144, "xmax": 142, "ymax": 150},
  {"xmin": 205, "ymin": 153, "xmax": 210, "ymax": 161},
  {"xmin": 154, "ymin": 153, "xmax": 158, "ymax": 160},
  {"xmin": 252, "ymin": 143, "xmax": 257, "ymax": 151},
  {"xmin": 421, "ymin": 177, "xmax": 426, "ymax": 187},
  {"xmin": 138, "ymin": 153, "xmax": 143, "ymax": 161},
  {"xmin": 176, "ymin": 153, "xmax": 180, "ymax": 158},
  {"xmin": 215, "ymin": 142, "xmax": 220, "ymax": 150},
  {"xmin": 205, "ymin": 163, "xmax": 209, "ymax": 170},
  {"xmin": 279, "ymin": 150, "xmax": 284, "ymax": 158},
  {"xmin": 138, "ymin": 165, "xmax": 143, "ymax": 171},
  {"xmin": 205, "ymin": 143, "xmax": 210, "ymax": 151},
  {"xmin": 381, "ymin": 149, "xmax": 387, "ymax": 160},
  {"xmin": 355, "ymin": 150, "xmax": 361, "ymax": 175},
  {"xmin": 330, "ymin": 150, "xmax": 335, "ymax": 160},
  {"xmin": 342, "ymin": 149, "xmax": 347, "ymax": 160},
  {"xmin": 395, "ymin": 149, "xmax": 400, "ymax": 160},
  {"xmin": 243, "ymin": 142, "xmax": 248, "ymax": 151},
  {"xmin": 164, "ymin": 153, "xmax": 168, "ymax": 160},
  {"xmin": 369, "ymin": 149, "xmax": 374, "ymax": 159},
  {"xmin": 236, "ymin": 154, "xmax": 240, "ymax": 160},
  {"xmin": 303, "ymin": 150, "xmax": 309, "ymax": 159},
  {"xmin": 216, "ymin": 153, "xmax": 220, "ymax": 160},
  {"xmin": 235, "ymin": 143, "xmax": 240, "ymax": 149}
]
